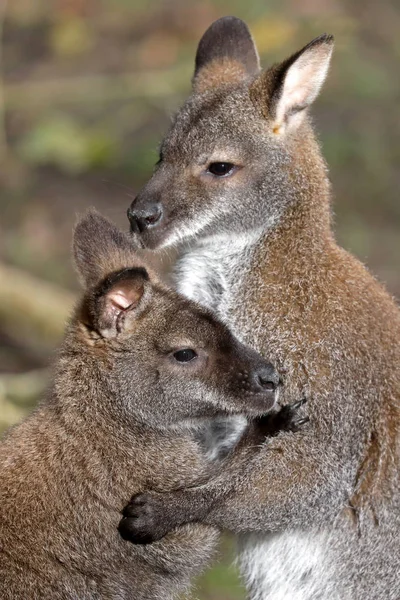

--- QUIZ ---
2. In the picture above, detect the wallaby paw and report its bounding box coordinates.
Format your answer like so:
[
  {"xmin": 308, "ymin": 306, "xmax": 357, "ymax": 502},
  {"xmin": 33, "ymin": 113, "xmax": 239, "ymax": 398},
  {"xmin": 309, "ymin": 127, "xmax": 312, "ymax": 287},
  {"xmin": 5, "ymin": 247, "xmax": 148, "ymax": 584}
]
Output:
[
  {"xmin": 254, "ymin": 397, "xmax": 309, "ymax": 438},
  {"xmin": 278, "ymin": 397, "xmax": 309, "ymax": 432},
  {"xmin": 118, "ymin": 493, "xmax": 171, "ymax": 545}
]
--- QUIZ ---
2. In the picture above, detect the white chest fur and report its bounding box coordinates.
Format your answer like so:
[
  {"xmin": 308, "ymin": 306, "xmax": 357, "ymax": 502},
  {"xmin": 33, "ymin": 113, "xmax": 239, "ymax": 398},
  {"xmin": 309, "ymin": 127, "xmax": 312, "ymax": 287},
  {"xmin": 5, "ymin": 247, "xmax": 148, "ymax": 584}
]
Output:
[
  {"xmin": 238, "ymin": 531, "xmax": 337, "ymax": 600},
  {"xmin": 175, "ymin": 232, "xmax": 259, "ymax": 323}
]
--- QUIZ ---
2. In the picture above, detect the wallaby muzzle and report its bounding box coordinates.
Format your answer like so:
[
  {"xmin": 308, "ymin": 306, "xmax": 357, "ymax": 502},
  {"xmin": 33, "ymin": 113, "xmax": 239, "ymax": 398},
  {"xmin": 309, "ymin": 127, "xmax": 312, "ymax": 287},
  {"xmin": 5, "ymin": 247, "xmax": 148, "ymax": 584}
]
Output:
[
  {"xmin": 127, "ymin": 199, "xmax": 164, "ymax": 236},
  {"xmin": 237, "ymin": 360, "xmax": 280, "ymax": 414}
]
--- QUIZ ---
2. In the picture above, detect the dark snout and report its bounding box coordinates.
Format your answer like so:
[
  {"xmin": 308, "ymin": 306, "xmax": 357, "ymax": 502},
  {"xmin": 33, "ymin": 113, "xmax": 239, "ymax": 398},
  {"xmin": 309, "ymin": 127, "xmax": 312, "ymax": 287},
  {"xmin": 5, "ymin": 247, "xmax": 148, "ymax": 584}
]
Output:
[
  {"xmin": 127, "ymin": 199, "xmax": 163, "ymax": 235},
  {"xmin": 252, "ymin": 363, "xmax": 281, "ymax": 393},
  {"xmin": 235, "ymin": 355, "xmax": 281, "ymax": 414},
  {"xmin": 237, "ymin": 361, "xmax": 280, "ymax": 396}
]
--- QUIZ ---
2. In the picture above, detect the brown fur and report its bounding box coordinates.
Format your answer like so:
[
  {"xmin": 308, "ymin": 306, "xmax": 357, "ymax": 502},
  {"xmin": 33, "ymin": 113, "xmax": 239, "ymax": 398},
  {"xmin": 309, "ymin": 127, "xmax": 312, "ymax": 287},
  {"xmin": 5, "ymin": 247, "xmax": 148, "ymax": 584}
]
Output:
[
  {"xmin": 194, "ymin": 57, "xmax": 249, "ymax": 94},
  {"xmin": 126, "ymin": 17, "xmax": 400, "ymax": 599}
]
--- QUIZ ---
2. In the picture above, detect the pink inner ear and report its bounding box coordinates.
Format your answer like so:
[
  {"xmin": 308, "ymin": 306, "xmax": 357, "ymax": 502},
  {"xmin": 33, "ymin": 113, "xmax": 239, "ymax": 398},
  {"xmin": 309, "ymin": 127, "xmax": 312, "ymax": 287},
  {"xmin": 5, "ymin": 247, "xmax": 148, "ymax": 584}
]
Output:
[{"xmin": 109, "ymin": 290, "xmax": 134, "ymax": 311}]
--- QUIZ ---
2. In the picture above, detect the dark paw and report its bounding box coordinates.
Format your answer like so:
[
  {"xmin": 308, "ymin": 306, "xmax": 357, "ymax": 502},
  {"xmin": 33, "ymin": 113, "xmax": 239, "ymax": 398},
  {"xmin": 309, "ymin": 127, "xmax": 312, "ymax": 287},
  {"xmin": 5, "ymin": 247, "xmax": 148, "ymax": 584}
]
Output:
[
  {"xmin": 118, "ymin": 493, "xmax": 169, "ymax": 545},
  {"xmin": 278, "ymin": 397, "xmax": 310, "ymax": 432},
  {"xmin": 256, "ymin": 397, "xmax": 309, "ymax": 437}
]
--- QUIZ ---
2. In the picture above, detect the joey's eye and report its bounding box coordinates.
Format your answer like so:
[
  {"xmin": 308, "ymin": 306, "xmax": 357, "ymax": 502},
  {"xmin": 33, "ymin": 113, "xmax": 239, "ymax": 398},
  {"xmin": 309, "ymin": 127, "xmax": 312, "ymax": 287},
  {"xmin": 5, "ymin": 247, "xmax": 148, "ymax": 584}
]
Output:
[
  {"xmin": 173, "ymin": 349, "xmax": 198, "ymax": 363},
  {"xmin": 207, "ymin": 162, "xmax": 235, "ymax": 177}
]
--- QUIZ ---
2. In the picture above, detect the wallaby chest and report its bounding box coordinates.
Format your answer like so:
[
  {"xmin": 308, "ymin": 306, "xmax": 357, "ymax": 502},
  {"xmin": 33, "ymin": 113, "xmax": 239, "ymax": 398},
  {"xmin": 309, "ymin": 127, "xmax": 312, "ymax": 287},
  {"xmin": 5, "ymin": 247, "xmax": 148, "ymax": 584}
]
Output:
[
  {"xmin": 176, "ymin": 234, "xmax": 257, "ymax": 334},
  {"xmin": 238, "ymin": 530, "xmax": 340, "ymax": 600}
]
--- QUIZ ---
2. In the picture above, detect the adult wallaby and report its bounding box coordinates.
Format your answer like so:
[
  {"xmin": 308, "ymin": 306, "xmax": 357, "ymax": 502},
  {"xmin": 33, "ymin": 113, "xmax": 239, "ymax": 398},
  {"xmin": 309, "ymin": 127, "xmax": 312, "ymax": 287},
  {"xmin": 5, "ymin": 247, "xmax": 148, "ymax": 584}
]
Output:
[
  {"xmin": 0, "ymin": 210, "xmax": 305, "ymax": 600},
  {"xmin": 126, "ymin": 17, "xmax": 400, "ymax": 600}
]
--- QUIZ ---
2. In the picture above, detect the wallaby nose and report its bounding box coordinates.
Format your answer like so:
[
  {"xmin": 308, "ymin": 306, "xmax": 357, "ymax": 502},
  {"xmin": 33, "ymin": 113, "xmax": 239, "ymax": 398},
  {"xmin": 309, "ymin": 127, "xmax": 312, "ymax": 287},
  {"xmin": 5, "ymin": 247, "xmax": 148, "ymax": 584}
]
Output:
[
  {"xmin": 253, "ymin": 363, "xmax": 280, "ymax": 392},
  {"xmin": 127, "ymin": 201, "xmax": 163, "ymax": 234}
]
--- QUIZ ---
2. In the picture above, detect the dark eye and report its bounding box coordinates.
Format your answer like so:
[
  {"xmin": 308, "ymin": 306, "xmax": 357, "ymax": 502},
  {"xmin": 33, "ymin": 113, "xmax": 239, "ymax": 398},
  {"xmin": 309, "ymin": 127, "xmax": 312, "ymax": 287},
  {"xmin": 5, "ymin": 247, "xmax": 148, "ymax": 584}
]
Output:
[
  {"xmin": 173, "ymin": 349, "xmax": 198, "ymax": 363},
  {"xmin": 207, "ymin": 162, "xmax": 235, "ymax": 177}
]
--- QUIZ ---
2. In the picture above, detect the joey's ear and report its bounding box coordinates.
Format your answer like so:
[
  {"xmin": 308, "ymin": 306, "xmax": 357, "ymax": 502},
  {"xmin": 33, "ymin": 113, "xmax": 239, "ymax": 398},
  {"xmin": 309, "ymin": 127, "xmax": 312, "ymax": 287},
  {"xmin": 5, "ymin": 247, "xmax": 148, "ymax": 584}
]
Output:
[
  {"xmin": 193, "ymin": 16, "xmax": 260, "ymax": 93},
  {"xmin": 73, "ymin": 209, "xmax": 143, "ymax": 289},
  {"xmin": 86, "ymin": 267, "xmax": 151, "ymax": 338},
  {"xmin": 251, "ymin": 34, "xmax": 334, "ymax": 134}
]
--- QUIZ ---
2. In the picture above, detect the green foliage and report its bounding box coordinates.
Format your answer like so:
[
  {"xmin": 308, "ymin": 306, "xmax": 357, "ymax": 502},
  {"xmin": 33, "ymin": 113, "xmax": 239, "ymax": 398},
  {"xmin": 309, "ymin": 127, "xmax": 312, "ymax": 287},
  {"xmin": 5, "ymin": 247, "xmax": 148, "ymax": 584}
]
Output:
[
  {"xmin": 50, "ymin": 17, "xmax": 94, "ymax": 58},
  {"xmin": 196, "ymin": 560, "xmax": 246, "ymax": 599},
  {"xmin": 18, "ymin": 113, "xmax": 117, "ymax": 174}
]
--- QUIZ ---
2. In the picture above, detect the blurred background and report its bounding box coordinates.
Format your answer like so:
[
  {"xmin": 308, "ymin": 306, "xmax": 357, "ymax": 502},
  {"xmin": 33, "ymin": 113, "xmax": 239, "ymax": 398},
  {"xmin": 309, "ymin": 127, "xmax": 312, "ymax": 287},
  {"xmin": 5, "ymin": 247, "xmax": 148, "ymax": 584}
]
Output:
[{"xmin": 0, "ymin": 0, "xmax": 399, "ymax": 598}]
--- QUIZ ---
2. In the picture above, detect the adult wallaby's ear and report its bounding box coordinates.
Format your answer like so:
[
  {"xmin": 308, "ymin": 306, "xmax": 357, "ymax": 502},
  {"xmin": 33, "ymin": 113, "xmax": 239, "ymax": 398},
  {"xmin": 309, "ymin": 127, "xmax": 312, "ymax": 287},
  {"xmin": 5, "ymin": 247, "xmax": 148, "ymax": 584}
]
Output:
[
  {"xmin": 251, "ymin": 34, "xmax": 334, "ymax": 134},
  {"xmin": 193, "ymin": 16, "xmax": 260, "ymax": 93},
  {"xmin": 73, "ymin": 209, "xmax": 142, "ymax": 289},
  {"xmin": 88, "ymin": 267, "xmax": 150, "ymax": 338}
]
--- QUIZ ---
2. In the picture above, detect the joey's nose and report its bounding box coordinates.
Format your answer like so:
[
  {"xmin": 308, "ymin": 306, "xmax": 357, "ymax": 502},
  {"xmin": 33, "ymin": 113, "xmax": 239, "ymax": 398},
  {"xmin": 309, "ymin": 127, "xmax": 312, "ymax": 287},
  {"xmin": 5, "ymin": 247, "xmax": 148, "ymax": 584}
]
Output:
[
  {"xmin": 127, "ymin": 201, "xmax": 163, "ymax": 234},
  {"xmin": 253, "ymin": 363, "xmax": 280, "ymax": 393}
]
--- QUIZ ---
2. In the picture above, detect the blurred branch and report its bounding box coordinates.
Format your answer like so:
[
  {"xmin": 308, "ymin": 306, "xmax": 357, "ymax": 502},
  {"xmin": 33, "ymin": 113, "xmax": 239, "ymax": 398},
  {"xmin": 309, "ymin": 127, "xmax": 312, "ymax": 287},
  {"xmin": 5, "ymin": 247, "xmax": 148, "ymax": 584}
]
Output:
[
  {"xmin": 0, "ymin": 0, "xmax": 8, "ymax": 160},
  {"xmin": 0, "ymin": 262, "xmax": 75, "ymax": 349},
  {"xmin": 5, "ymin": 65, "xmax": 192, "ymax": 109}
]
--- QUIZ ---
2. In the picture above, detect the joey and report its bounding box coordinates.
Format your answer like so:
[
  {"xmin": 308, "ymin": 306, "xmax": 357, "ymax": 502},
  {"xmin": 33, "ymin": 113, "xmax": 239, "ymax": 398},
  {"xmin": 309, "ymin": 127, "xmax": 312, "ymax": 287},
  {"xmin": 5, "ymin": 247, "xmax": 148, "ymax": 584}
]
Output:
[{"xmin": 0, "ymin": 210, "xmax": 304, "ymax": 600}]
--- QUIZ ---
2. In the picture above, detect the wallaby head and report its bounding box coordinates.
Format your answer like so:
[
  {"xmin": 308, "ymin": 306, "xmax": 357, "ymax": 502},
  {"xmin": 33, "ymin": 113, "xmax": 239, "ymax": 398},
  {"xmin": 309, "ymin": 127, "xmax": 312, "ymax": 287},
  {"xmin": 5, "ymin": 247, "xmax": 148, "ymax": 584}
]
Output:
[
  {"xmin": 127, "ymin": 16, "xmax": 334, "ymax": 249},
  {"xmin": 69, "ymin": 210, "xmax": 280, "ymax": 430}
]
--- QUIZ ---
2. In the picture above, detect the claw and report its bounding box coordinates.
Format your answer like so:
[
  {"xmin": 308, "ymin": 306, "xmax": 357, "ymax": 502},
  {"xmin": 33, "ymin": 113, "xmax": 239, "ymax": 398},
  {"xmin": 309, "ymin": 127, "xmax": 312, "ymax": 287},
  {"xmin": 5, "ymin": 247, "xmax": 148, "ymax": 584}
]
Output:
[
  {"xmin": 290, "ymin": 397, "xmax": 308, "ymax": 411},
  {"xmin": 293, "ymin": 416, "xmax": 310, "ymax": 427}
]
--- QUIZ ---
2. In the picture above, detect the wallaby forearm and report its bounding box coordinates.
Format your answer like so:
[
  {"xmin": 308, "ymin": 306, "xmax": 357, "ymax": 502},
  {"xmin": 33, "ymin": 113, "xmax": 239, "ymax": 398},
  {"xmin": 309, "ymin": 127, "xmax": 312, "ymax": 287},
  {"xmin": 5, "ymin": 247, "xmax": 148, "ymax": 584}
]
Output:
[
  {"xmin": 198, "ymin": 435, "xmax": 346, "ymax": 533},
  {"xmin": 120, "ymin": 424, "xmax": 350, "ymax": 543}
]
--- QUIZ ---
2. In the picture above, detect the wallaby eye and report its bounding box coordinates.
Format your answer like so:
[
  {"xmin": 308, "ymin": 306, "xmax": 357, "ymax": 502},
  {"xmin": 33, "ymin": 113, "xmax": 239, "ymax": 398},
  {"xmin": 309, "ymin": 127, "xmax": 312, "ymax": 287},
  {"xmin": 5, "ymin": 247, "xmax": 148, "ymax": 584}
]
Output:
[
  {"xmin": 173, "ymin": 349, "xmax": 198, "ymax": 363},
  {"xmin": 207, "ymin": 162, "xmax": 235, "ymax": 177}
]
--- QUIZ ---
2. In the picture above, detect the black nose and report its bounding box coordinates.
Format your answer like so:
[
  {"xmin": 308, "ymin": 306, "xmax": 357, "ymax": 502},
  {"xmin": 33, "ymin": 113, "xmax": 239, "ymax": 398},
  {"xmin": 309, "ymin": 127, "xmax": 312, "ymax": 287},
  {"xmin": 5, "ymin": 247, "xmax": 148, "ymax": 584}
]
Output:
[
  {"xmin": 127, "ymin": 202, "xmax": 163, "ymax": 234},
  {"xmin": 253, "ymin": 363, "xmax": 280, "ymax": 392}
]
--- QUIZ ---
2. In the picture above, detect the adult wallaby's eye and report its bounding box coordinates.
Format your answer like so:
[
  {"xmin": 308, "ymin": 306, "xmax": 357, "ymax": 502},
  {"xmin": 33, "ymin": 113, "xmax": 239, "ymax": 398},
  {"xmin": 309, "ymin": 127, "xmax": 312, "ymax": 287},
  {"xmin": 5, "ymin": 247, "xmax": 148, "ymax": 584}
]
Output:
[
  {"xmin": 207, "ymin": 162, "xmax": 235, "ymax": 177},
  {"xmin": 173, "ymin": 349, "xmax": 198, "ymax": 363}
]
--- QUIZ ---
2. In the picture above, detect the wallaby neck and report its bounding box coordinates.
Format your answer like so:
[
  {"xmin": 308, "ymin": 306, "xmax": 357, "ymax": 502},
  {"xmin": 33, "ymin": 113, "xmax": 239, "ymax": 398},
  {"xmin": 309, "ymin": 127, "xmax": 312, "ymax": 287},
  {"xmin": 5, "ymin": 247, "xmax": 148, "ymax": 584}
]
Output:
[
  {"xmin": 176, "ymin": 183, "xmax": 333, "ymax": 316},
  {"xmin": 175, "ymin": 228, "xmax": 263, "ymax": 312}
]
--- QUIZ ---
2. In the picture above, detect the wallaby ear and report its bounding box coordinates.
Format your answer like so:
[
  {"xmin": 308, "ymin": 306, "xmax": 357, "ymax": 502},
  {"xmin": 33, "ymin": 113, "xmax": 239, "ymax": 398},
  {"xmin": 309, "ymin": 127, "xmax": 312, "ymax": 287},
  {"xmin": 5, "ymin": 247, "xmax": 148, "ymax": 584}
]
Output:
[
  {"xmin": 193, "ymin": 16, "xmax": 260, "ymax": 93},
  {"xmin": 73, "ymin": 209, "xmax": 142, "ymax": 289},
  {"xmin": 88, "ymin": 267, "xmax": 150, "ymax": 338},
  {"xmin": 251, "ymin": 34, "xmax": 334, "ymax": 134}
]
